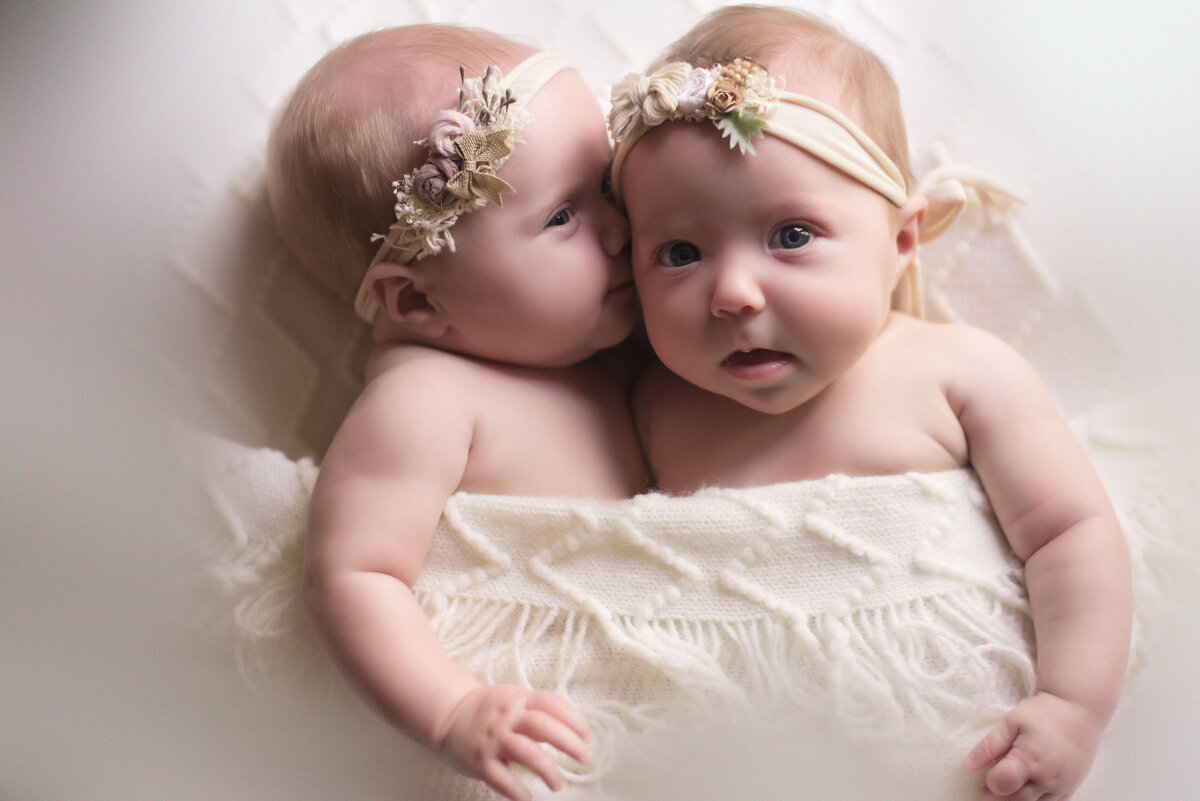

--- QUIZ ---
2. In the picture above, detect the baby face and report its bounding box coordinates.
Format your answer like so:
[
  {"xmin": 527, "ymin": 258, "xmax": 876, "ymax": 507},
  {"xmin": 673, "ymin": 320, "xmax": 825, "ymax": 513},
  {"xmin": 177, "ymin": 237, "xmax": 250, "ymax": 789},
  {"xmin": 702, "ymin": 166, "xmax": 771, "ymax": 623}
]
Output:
[
  {"xmin": 422, "ymin": 70, "xmax": 636, "ymax": 368},
  {"xmin": 623, "ymin": 122, "xmax": 905, "ymax": 414}
]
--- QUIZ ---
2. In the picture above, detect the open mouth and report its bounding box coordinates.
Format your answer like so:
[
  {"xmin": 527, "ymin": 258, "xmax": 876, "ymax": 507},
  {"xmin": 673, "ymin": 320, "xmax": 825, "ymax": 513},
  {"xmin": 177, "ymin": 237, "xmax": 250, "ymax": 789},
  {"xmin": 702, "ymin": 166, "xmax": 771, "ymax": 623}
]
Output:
[{"xmin": 721, "ymin": 348, "xmax": 793, "ymax": 379}]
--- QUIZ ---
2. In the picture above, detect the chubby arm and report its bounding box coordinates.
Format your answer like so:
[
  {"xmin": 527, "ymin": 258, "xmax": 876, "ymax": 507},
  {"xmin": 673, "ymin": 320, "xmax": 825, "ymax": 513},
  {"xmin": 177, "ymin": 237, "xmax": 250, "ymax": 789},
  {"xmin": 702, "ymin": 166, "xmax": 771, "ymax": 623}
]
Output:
[
  {"xmin": 304, "ymin": 357, "xmax": 589, "ymax": 800},
  {"xmin": 945, "ymin": 328, "xmax": 1131, "ymax": 800}
]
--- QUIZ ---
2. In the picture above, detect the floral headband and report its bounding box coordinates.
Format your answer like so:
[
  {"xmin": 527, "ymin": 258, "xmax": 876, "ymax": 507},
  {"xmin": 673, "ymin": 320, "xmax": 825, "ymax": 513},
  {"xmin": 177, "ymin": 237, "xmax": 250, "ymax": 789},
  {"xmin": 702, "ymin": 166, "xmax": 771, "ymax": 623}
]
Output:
[
  {"xmin": 354, "ymin": 52, "xmax": 569, "ymax": 323},
  {"xmin": 608, "ymin": 58, "xmax": 909, "ymax": 206},
  {"xmin": 607, "ymin": 58, "xmax": 1021, "ymax": 316}
]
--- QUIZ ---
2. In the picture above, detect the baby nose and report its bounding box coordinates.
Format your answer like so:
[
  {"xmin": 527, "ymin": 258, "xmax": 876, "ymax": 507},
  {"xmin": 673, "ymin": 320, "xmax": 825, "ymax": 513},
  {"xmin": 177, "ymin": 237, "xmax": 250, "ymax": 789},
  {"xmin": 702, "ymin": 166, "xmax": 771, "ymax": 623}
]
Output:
[{"xmin": 710, "ymin": 261, "xmax": 765, "ymax": 317}]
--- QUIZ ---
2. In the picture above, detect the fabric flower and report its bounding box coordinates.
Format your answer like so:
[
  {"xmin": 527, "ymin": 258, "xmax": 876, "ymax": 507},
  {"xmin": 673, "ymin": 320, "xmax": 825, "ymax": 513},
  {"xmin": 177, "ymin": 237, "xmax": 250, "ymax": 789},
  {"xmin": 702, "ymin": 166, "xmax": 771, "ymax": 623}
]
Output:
[
  {"xmin": 677, "ymin": 67, "xmax": 717, "ymax": 115},
  {"xmin": 608, "ymin": 62, "xmax": 693, "ymax": 142},
  {"xmin": 705, "ymin": 78, "xmax": 744, "ymax": 116},
  {"xmin": 413, "ymin": 155, "xmax": 460, "ymax": 209},
  {"xmin": 426, "ymin": 110, "xmax": 476, "ymax": 157}
]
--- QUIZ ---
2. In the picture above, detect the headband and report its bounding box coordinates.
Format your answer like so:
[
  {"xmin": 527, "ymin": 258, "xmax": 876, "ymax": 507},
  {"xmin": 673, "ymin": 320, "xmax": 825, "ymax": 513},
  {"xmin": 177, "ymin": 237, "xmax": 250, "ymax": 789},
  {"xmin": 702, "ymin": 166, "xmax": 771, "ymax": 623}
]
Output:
[
  {"xmin": 608, "ymin": 59, "xmax": 1020, "ymax": 315},
  {"xmin": 354, "ymin": 52, "xmax": 570, "ymax": 323}
]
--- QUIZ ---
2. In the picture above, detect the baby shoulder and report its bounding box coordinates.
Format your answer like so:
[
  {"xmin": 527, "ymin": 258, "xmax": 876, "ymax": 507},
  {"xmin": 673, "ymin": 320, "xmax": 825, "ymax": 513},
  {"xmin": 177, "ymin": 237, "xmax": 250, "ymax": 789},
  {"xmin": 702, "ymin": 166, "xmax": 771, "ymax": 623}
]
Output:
[
  {"xmin": 900, "ymin": 320, "xmax": 1032, "ymax": 374},
  {"xmin": 335, "ymin": 347, "xmax": 483, "ymax": 456},
  {"xmin": 916, "ymin": 323, "xmax": 1054, "ymax": 428},
  {"xmin": 363, "ymin": 346, "xmax": 509, "ymax": 406}
]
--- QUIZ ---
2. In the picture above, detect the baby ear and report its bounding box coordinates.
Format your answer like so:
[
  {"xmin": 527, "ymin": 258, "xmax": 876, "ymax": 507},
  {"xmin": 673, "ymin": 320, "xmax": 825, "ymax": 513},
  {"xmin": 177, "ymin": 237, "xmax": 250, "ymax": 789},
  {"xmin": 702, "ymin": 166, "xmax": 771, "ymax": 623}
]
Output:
[
  {"xmin": 893, "ymin": 194, "xmax": 928, "ymax": 282},
  {"xmin": 362, "ymin": 261, "xmax": 448, "ymax": 338},
  {"xmin": 889, "ymin": 195, "xmax": 929, "ymax": 317}
]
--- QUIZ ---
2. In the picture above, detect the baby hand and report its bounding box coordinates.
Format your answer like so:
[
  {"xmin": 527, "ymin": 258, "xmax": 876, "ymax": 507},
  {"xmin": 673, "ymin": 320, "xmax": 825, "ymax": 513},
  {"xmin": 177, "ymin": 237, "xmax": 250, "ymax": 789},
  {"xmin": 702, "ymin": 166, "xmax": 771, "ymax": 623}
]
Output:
[
  {"xmin": 964, "ymin": 691, "xmax": 1103, "ymax": 800},
  {"xmin": 435, "ymin": 684, "xmax": 591, "ymax": 801}
]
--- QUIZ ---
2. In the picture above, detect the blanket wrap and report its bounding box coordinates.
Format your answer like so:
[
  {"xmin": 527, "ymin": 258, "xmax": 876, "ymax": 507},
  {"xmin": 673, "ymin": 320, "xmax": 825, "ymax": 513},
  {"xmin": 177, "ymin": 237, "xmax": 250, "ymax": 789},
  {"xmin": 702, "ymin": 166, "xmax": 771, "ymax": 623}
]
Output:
[
  {"xmin": 204, "ymin": 435, "xmax": 1084, "ymax": 797},
  {"xmin": 202, "ymin": 407, "xmax": 1189, "ymax": 799}
]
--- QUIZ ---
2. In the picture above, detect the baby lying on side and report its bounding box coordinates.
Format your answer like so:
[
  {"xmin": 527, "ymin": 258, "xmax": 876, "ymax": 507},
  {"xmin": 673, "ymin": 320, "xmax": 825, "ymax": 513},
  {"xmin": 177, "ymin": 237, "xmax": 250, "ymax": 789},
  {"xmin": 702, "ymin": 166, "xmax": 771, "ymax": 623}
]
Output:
[{"xmin": 267, "ymin": 23, "xmax": 648, "ymax": 801}]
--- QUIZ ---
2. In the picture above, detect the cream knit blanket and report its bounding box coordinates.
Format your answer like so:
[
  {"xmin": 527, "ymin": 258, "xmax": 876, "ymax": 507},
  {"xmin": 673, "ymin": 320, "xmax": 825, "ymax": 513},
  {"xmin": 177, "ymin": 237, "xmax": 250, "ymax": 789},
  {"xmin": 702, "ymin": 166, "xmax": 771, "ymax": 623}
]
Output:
[
  {"xmin": 201, "ymin": 414, "xmax": 1185, "ymax": 799},
  {"xmin": 204, "ymin": 437, "xmax": 1031, "ymax": 773}
]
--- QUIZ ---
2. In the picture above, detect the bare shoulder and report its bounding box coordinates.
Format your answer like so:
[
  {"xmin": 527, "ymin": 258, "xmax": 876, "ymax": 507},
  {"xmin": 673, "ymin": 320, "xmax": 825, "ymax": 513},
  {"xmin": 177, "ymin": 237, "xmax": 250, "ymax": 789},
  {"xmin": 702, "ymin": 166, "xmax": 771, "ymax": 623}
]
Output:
[
  {"xmin": 328, "ymin": 345, "xmax": 481, "ymax": 474},
  {"xmin": 364, "ymin": 343, "xmax": 492, "ymax": 391},
  {"xmin": 886, "ymin": 315, "xmax": 1014, "ymax": 359},
  {"xmin": 944, "ymin": 326, "xmax": 1046, "ymax": 416},
  {"xmin": 887, "ymin": 319, "xmax": 1043, "ymax": 411}
]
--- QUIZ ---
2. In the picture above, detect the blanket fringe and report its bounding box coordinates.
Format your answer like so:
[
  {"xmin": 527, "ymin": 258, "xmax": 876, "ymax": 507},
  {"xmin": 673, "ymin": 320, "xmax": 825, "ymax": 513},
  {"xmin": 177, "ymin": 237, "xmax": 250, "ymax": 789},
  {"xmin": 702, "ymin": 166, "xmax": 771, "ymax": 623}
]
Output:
[{"xmin": 418, "ymin": 584, "xmax": 1034, "ymax": 767}]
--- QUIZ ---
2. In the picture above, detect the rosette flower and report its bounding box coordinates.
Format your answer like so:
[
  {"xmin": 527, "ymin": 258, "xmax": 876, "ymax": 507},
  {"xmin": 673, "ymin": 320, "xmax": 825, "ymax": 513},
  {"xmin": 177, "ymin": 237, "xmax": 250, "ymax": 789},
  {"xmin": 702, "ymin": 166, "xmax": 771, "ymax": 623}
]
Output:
[
  {"xmin": 705, "ymin": 78, "xmax": 744, "ymax": 116},
  {"xmin": 426, "ymin": 110, "xmax": 476, "ymax": 158},
  {"xmin": 413, "ymin": 155, "xmax": 460, "ymax": 209}
]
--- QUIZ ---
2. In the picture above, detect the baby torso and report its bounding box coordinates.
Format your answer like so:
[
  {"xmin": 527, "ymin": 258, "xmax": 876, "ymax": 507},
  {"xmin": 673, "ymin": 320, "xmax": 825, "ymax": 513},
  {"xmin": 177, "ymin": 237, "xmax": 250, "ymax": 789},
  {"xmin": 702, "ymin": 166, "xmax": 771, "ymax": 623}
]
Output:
[
  {"xmin": 368, "ymin": 344, "xmax": 649, "ymax": 499},
  {"xmin": 636, "ymin": 316, "xmax": 972, "ymax": 493}
]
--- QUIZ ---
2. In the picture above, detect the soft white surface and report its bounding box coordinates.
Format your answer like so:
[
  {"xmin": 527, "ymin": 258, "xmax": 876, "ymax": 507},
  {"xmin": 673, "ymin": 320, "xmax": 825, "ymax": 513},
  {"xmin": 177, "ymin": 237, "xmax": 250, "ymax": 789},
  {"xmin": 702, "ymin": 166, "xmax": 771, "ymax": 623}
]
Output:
[{"xmin": 2, "ymin": 1, "xmax": 1198, "ymax": 799}]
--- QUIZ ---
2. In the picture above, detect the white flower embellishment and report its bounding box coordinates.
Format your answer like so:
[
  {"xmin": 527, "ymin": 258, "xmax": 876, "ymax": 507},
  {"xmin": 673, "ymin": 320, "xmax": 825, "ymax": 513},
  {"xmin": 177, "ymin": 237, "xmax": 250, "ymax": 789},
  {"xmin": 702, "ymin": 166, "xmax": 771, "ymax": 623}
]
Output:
[{"xmin": 609, "ymin": 58, "xmax": 780, "ymax": 154}]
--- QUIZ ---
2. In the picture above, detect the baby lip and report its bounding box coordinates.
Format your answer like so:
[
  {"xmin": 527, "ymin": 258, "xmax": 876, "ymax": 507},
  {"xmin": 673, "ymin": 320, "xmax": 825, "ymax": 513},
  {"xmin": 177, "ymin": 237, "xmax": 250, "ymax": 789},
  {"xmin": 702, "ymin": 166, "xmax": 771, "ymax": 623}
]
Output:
[{"xmin": 723, "ymin": 348, "xmax": 791, "ymax": 367}]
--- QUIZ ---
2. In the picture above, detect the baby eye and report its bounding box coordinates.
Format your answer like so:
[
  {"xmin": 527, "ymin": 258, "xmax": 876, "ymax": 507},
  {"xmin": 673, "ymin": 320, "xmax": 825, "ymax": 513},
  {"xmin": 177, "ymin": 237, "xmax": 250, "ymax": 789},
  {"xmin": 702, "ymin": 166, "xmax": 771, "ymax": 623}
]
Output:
[
  {"xmin": 657, "ymin": 241, "xmax": 702, "ymax": 268},
  {"xmin": 771, "ymin": 223, "xmax": 814, "ymax": 250},
  {"xmin": 547, "ymin": 206, "xmax": 574, "ymax": 228}
]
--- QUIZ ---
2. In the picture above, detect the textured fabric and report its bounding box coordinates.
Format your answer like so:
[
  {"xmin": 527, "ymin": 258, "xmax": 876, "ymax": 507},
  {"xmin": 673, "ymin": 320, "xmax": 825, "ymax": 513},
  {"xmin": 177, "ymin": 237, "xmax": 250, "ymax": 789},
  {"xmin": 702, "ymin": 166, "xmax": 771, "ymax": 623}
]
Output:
[{"xmin": 201, "ymin": 419, "xmax": 1183, "ymax": 798}]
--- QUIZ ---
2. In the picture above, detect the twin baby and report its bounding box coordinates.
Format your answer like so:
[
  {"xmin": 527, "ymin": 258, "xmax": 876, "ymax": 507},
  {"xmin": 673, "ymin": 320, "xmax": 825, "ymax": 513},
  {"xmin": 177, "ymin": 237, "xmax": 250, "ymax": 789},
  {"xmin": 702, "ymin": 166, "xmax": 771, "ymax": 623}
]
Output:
[{"xmin": 267, "ymin": 6, "xmax": 1130, "ymax": 801}]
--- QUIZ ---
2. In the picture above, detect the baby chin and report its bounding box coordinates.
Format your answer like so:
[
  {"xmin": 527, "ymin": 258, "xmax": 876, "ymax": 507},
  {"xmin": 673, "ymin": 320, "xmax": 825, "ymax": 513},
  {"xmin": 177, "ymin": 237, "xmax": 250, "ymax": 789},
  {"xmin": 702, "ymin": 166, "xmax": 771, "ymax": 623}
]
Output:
[{"xmin": 715, "ymin": 349, "xmax": 814, "ymax": 415}]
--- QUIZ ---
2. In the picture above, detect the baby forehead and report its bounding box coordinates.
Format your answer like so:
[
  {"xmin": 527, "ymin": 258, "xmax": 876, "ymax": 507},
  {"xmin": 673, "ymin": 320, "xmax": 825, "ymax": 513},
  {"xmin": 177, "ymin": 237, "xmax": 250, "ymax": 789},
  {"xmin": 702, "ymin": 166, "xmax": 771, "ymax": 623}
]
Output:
[
  {"xmin": 516, "ymin": 72, "xmax": 610, "ymax": 153},
  {"xmin": 522, "ymin": 68, "xmax": 603, "ymax": 120},
  {"xmin": 763, "ymin": 53, "xmax": 864, "ymax": 124}
]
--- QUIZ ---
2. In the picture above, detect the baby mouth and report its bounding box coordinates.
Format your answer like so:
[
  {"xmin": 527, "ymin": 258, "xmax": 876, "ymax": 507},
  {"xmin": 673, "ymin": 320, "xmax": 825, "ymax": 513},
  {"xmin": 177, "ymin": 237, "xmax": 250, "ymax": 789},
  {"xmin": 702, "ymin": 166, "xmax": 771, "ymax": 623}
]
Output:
[{"xmin": 722, "ymin": 348, "xmax": 793, "ymax": 378}]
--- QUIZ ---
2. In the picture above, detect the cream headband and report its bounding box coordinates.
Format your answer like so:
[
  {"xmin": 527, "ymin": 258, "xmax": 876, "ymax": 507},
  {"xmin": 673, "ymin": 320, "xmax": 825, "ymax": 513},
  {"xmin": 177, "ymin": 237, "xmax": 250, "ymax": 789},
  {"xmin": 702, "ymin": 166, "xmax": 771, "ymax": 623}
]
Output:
[
  {"xmin": 608, "ymin": 59, "xmax": 1019, "ymax": 315},
  {"xmin": 355, "ymin": 52, "xmax": 570, "ymax": 323}
]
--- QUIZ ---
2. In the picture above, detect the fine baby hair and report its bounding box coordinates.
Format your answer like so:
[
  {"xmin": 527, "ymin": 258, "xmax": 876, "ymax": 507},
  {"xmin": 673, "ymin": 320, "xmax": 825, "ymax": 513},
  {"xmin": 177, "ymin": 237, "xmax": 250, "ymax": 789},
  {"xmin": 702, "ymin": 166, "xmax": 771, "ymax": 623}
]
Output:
[{"xmin": 266, "ymin": 25, "xmax": 536, "ymax": 311}]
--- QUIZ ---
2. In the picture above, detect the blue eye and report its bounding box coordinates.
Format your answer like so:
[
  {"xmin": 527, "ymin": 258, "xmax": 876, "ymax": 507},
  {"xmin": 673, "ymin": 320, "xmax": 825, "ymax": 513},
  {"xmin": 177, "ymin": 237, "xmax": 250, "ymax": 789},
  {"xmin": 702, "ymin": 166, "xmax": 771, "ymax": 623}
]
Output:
[
  {"xmin": 547, "ymin": 207, "xmax": 573, "ymax": 228},
  {"xmin": 661, "ymin": 241, "xmax": 701, "ymax": 267},
  {"xmin": 773, "ymin": 224, "xmax": 813, "ymax": 250}
]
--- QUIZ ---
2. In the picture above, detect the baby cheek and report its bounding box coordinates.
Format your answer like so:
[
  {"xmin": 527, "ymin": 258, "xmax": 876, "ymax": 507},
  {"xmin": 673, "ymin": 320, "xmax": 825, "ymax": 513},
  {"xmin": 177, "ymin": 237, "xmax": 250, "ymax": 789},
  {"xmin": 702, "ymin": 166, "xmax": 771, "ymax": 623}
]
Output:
[
  {"xmin": 638, "ymin": 286, "xmax": 682, "ymax": 332},
  {"xmin": 644, "ymin": 296, "xmax": 705, "ymax": 363},
  {"xmin": 812, "ymin": 295, "xmax": 886, "ymax": 359}
]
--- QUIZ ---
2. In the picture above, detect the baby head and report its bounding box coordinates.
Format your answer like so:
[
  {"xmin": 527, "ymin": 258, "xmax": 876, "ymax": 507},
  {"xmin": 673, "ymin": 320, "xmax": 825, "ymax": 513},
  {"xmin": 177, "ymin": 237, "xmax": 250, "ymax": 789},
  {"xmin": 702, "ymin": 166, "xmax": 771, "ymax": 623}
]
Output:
[
  {"xmin": 268, "ymin": 25, "xmax": 635, "ymax": 367},
  {"xmin": 609, "ymin": 6, "xmax": 928, "ymax": 413}
]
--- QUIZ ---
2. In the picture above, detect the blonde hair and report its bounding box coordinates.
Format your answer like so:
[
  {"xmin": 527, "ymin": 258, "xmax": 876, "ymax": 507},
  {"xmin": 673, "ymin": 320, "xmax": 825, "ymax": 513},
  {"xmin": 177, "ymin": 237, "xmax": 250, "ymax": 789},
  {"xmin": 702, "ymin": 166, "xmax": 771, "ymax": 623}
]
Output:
[
  {"xmin": 656, "ymin": 4, "xmax": 912, "ymax": 188},
  {"xmin": 266, "ymin": 25, "xmax": 534, "ymax": 307}
]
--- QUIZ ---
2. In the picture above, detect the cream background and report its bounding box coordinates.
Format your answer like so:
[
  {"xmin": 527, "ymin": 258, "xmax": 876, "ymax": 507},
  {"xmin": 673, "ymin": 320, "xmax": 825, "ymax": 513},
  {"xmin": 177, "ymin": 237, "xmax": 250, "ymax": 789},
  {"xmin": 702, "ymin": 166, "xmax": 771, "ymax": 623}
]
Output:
[{"xmin": 2, "ymin": 0, "xmax": 1198, "ymax": 798}]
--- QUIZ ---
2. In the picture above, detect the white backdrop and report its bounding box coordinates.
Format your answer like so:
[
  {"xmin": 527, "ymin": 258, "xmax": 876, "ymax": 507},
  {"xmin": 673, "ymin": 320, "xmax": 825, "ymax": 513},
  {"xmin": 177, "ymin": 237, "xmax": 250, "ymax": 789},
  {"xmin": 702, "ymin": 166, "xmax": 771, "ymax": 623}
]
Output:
[{"xmin": 2, "ymin": 1, "xmax": 1198, "ymax": 799}]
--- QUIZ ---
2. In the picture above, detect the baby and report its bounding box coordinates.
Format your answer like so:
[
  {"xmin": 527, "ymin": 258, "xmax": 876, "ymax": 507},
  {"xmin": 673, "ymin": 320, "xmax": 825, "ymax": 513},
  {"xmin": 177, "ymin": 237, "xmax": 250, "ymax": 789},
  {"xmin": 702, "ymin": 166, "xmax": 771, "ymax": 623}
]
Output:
[
  {"xmin": 266, "ymin": 24, "xmax": 647, "ymax": 801},
  {"xmin": 609, "ymin": 6, "xmax": 1130, "ymax": 800}
]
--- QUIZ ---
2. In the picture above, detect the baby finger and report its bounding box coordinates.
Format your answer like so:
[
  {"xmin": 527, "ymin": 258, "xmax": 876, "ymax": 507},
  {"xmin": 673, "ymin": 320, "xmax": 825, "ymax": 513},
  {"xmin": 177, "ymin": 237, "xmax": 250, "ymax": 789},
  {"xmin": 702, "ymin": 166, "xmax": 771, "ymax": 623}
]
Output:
[
  {"xmin": 503, "ymin": 734, "xmax": 565, "ymax": 792},
  {"xmin": 525, "ymin": 690, "xmax": 591, "ymax": 739},
  {"xmin": 515, "ymin": 710, "xmax": 591, "ymax": 764}
]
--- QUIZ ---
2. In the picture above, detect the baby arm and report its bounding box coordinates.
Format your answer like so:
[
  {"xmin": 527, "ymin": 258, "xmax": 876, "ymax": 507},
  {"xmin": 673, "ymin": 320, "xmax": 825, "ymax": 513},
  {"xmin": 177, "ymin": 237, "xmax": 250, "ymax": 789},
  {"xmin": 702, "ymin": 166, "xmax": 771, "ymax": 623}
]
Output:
[
  {"xmin": 948, "ymin": 329, "xmax": 1131, "ymax": 800},
  {"xmin": 303, "ymin": 363, "xmax": 589, "ymax": 801}
]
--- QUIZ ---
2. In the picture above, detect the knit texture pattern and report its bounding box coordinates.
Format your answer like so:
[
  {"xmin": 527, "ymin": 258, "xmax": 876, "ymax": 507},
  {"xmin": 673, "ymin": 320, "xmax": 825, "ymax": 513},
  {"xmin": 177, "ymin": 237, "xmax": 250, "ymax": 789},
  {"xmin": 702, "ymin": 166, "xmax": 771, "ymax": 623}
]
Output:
[{"xmin": 204, "ymin": 434, "xmax": 1032, "ymax": 779}]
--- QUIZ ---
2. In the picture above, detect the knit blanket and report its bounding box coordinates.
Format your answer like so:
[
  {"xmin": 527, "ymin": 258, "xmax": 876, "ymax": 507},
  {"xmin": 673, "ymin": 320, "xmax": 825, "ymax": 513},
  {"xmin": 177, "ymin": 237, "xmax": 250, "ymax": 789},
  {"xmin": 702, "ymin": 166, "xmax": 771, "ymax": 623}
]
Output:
[{"xmin": 200, "ymin": 412, "xmax": 1181, "ymax": 800}]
